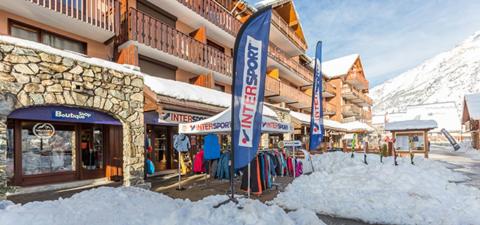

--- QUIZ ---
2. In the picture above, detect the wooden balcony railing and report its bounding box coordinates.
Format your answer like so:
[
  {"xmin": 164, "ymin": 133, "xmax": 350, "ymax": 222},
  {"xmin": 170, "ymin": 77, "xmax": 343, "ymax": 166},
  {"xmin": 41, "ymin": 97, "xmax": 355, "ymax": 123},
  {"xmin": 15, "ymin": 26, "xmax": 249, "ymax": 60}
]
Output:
[
  {"xmin": 123, "ymin": 8, "xmax": 233, "ymax": 77},
  {"xmin": 342, "ymin": 103, "xmax": 362, "ymax": 116},
  {"xmin": 323, "ymin": 101, "xmax": 336, "ymax": 115},
  {"xmin": 271, "ymin": 10, "xmax": 307, "ymax": 51},
  {"xmin": 177, "ymin": 0, "xmax": 242, "ymax": 36},
  {"xmin": 342, "ymin": 84, "xmax": 373, "ymax": 106},
  {"xmin": 269, "ymin": 43, "xmax": 313, "ymax": 82},
  {"xmin": 28, "ymin": 0, "xmax": 119, "ymax": 33},
  {"xmin": 323, "ymin": 81, "xmax": 336, "ymax": 97},
  {"xmin": 346, "ymin": 69, "xmax": 369, "ymax": 90},
  {"xmin": 265, "ymin": 75, "xmax": 280, "ymax": 96},
  {"xmin": 278, "ymin": 82, "xmax": 310, "ymax": 107}
]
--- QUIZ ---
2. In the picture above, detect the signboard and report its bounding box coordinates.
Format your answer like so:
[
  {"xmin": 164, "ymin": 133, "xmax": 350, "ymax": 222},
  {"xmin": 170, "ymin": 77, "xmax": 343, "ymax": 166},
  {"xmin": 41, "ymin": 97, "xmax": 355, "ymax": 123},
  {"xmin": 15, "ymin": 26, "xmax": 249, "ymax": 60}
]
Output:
[
  {"xmin": 160, "ymin": 110, "xmax": 208, "ymax": 124},
  {"xmin": 33, "ymin": 123, "xmax": 55, "ymax": 139},
  {"xmin": 231, "ymin": 6, "xmax": 272, "ymax": 169},
  {"xmin": 53, "ymin": 110, "xmax": 93, "ymax": 121},
  {"xmin": 283, "ymin": 140, "xmax": 302, "ymax": 147}
]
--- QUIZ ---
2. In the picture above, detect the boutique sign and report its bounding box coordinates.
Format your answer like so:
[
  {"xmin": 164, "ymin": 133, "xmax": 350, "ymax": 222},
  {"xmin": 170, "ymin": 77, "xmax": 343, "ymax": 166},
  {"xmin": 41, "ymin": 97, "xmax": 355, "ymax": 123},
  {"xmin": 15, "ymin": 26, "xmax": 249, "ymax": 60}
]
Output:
[{"xmin": 53, "ymin": 110, "xmax": 93, "ymax": 121}]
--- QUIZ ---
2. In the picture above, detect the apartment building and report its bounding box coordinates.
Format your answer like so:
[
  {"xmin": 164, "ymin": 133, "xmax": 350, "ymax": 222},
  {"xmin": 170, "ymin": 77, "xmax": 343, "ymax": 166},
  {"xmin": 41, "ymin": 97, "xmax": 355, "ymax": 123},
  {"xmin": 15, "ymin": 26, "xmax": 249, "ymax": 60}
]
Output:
[
  {"xmin": 0, "ymin": 0, "xmax": 146, "ymax": 190},
  {"xmin": 323, "ymin": 54, "xmax": 373, "ymax": 124}
]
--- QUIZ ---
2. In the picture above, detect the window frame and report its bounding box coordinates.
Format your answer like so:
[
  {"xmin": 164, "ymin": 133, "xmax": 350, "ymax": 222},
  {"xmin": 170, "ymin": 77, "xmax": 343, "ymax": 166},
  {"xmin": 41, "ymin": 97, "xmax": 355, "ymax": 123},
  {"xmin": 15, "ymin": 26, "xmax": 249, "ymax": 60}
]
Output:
[{"xmin": 8, "ymin": 19, "xmax": 87, "ymax": 54}]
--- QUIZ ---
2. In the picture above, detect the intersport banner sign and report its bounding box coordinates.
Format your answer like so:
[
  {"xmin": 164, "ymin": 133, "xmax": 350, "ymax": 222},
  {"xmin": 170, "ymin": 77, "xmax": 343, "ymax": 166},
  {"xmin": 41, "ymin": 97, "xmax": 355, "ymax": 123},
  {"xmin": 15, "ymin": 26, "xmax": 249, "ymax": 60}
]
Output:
[{"xmin": 232, "ymin": 7, "xmax": 272, "ymax": 169}]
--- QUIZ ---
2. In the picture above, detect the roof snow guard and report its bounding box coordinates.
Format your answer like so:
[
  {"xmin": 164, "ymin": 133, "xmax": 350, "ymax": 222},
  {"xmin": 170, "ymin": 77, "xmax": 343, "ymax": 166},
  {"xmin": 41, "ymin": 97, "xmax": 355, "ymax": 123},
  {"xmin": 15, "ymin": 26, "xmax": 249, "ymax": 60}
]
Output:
[{"xmin": 385, "ymin": 120, "xmax": 438, "ymax": 131}]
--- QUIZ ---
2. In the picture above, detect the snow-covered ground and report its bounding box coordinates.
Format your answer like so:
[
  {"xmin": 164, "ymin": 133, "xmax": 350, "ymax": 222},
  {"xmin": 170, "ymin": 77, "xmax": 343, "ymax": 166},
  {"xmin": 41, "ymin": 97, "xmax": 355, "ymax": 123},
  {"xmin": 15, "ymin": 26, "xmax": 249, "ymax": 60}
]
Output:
[
  {"xmin": 0, "ymin": 187, "xmax": 324, "ymax": 225},
  {"xmin": 274, "ymin": 152, "xmax": 480, "ymax": 225}
]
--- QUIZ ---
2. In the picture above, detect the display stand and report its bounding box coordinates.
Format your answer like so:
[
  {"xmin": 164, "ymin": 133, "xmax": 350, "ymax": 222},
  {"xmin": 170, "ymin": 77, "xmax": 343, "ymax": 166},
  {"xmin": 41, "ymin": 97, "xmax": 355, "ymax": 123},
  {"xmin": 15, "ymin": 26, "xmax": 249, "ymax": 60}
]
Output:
[{"xmin": 176, "ymin": 153, "xmax": 186, "ymax": 191}]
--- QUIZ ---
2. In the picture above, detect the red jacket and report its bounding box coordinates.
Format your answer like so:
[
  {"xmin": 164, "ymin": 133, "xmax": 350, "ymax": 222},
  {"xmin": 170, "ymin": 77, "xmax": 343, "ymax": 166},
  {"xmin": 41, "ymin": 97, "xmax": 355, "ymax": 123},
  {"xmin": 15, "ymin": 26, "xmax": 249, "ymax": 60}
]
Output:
[{"xmin": 193, "ymin": 149, "xmax": 206, "ymax": 173}]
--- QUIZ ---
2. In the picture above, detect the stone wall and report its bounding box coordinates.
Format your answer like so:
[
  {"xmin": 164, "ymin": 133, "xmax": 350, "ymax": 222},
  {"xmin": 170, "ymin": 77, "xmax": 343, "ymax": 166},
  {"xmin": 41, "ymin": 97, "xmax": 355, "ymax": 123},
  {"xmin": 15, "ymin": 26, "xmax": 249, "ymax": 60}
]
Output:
[{"xmin": 0, "ymin": 41, "xmax": 145, "ymax": 199}]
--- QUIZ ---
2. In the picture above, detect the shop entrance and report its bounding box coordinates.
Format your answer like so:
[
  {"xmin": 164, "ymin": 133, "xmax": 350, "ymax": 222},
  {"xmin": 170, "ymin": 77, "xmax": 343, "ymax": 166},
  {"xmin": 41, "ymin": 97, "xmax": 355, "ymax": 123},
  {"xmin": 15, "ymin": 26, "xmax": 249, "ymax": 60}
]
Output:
[
  {"xmin": 6, "ymin": 106, "xmax": 124, "ymax": 186},
  {"xmin": 79, "ymin": 125, "xmax": 105, "ymax": 180}
]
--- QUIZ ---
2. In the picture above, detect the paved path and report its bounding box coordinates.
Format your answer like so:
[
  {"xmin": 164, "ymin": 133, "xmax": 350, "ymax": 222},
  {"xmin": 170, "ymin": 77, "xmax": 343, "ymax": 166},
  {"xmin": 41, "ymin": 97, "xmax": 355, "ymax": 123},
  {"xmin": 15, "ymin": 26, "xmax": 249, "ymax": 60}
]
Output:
[{"xmin": 430, "ymin": 145, "xmax": 480, "ymax": 189}]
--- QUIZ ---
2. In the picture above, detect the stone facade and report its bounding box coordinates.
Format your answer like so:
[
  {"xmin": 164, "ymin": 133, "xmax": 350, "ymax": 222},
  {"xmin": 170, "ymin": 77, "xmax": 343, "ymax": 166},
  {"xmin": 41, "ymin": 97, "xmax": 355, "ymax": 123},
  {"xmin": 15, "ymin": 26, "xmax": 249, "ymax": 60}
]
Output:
[{"xmin": 0, "ymin": 41, "xmax": 145, "ymax": 199}]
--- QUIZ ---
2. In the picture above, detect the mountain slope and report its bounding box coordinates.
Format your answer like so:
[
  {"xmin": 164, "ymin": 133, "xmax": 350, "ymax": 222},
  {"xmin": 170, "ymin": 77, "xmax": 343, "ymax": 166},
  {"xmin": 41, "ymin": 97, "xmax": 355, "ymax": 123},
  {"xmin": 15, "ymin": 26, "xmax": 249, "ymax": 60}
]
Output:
[{"xmin": 370, "ymin": 31, "xmax": 480, "ymax": 114}]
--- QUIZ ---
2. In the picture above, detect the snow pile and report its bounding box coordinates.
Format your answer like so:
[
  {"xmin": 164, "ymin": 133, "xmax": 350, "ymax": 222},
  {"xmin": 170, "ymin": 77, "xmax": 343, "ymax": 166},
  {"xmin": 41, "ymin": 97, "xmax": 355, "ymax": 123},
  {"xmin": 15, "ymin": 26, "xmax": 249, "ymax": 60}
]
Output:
[
  {"xmin": 384, "ymin": 119, "xmax": 438, "ymax": 131},
  {"xmin": 0, "ymin": 187, "xmax": 324, "ymax": 225},
  {"xmin": 273, "ymin": 152, "xmax": 480, "ymax": 225},
  {"xmin": 289, "ymin": 111, "xmax": 345, "ymax": 131},
  {"xmin": 341, "ymin": 121, "xmax": 374, "ymax": 132}
]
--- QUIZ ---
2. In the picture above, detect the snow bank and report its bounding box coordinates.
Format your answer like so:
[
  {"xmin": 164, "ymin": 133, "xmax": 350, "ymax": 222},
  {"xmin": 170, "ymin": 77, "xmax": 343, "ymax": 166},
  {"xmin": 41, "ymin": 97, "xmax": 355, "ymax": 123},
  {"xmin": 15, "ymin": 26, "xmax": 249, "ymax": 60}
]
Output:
[
  {"xmin": 273, "ymin": 152, "xmax": 480, "ymax": 225},
  {"xmin": 0, "ymin": 187, "xmax": 324, "ymax": 225}
]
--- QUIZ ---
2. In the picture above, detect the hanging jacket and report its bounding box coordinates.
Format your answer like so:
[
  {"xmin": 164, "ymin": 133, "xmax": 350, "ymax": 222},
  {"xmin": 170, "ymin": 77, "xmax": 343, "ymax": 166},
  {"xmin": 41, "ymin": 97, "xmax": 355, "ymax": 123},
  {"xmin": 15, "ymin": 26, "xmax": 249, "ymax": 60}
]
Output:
[
  {"xmin": 193, "ymin": 149, "xmax": 205, "ymax": 173},
  {"xmin": 174, "ymin": 134, "xmax": 191, "ymax": 152},
  {"xmin": 204, "ymin": 134, "xmax": 221, "ymax": 160}
]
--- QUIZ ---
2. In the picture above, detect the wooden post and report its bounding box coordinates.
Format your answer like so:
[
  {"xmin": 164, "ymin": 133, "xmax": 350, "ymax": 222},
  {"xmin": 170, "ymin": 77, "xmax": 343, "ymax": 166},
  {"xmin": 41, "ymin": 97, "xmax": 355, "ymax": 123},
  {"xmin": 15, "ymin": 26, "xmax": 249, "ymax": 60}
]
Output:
[{"xmin": 424, "ymin": 130, "xmax": 429, "ymax": 158}]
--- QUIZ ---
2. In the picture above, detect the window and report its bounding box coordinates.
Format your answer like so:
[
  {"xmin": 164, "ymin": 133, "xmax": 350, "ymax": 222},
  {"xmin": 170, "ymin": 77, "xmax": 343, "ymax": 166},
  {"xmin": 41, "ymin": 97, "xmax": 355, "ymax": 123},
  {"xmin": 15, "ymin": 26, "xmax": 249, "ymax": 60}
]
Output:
[
  {"xmin": 21, "ymin": 122, "xmax": 76, "ymax": 175},
  {"xmin": 9, "ymin": 21, "xmax": 86, "ymax": 54},
  {"xmin": 10, "ymin": 23, "xmax": 38, "ymax": 42},
  {"xmin": 214, "ymin": 84, "xmax": 225, "ymax": 92},
  {"xmin": 42, "ymin": 33, "xmax": 85, "ymax": 54}
]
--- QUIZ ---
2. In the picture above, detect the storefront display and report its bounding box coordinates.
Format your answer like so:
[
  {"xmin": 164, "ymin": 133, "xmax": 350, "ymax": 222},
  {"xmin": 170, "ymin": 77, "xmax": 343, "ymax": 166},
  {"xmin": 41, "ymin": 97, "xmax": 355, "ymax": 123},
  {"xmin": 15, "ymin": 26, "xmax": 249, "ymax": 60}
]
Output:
[{"xmin": 7, "ymin": 106, "xmax": 123, "ymax": 186}]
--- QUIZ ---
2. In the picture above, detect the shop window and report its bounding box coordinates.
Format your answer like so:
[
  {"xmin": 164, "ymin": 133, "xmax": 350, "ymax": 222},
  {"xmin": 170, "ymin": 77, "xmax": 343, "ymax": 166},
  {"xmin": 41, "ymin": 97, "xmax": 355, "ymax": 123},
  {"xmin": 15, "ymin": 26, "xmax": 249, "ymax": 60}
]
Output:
[
  {"xmin": 9, "ymin": 21, "xmax": 86, "ymax": 54},
  {"xmin": 21, "ymin": 122, "xmax": 76, "ymax": 175},
  {"xmin": 80, "ymin": 126, "xmax": 104, "ymax": 170}
]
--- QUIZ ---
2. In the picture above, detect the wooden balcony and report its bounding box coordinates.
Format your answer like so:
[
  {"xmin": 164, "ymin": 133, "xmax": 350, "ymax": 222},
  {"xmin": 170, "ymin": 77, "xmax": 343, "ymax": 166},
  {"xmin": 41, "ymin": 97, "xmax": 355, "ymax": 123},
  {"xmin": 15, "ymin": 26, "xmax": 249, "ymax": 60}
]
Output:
[
  {"xmin": 345, "ymin": 69, "xmax": 369, "ymax": 90},
  {"xmin": 122, "ymin": 8, "xmax": 233, "ymax": 77},
  {"xmin": 323, "ymin": 101, "xmax": 336, "ymax": 115},
  {"xmin": 265, "ymin": 75, "xmax": 280, "ymax": 97},
  {"xmin": 268, "ymin": 43, "xmax": 313, "ymax": 83},
  {"xmin": 342, "ymin": 84, "xmax": 373, "ymax": 106},
  {"xmin": 267, "ymin": 79, "xmax": 310, "ymax": 109},
  {"xmin": 342, "ymin": 103, "xmax": 362, "ymax": 117},
  {"xmin": 323, "ymin": 82, "xmax": 336, "ymax": 98},
  {"xmin": 271, "ymin": 10, "xmax": 307, "ymax": 52},
  {"xmin": 1, "ymin": 0, "xmax": 119, "ymax": 41},
  {"xmin": 177, "ymin": 0, "xmax": 242, "ymax": 36}
]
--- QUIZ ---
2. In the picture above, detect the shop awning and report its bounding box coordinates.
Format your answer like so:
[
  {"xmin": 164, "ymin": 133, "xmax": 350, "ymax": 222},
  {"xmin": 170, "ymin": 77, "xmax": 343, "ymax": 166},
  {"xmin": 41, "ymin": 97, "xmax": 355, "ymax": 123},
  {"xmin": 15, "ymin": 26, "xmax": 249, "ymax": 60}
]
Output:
[
  {"xmin": 179, "ymin": 107, "xmax": 292, "ymax": 135},
  {"xmin": 342, "ymin": 121, "xmax": 375, "ymax": 133},
  {"xmin": 8, "ymin": 106, "xmax": 122, "ymax": 125},
  {"xmin": 289, "ymin": 111, "xmax": 346, "ymax": 132}
]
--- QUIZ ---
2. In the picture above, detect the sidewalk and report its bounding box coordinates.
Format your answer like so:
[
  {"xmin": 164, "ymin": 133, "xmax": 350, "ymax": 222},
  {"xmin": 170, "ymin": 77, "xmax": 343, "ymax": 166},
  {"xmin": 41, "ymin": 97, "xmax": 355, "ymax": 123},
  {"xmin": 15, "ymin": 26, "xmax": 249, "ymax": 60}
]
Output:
[{"xmin": 429, "ymin": 145, "xmax": 480, "ymax": 189}]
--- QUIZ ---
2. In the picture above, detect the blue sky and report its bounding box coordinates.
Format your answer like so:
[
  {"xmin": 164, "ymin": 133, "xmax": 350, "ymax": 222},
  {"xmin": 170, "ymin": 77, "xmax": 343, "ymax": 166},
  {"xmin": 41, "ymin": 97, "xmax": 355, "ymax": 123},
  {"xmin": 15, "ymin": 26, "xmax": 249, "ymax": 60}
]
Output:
[{"xmin": 246, "ymin": 0, "xmax": 480, "ymax": 87}]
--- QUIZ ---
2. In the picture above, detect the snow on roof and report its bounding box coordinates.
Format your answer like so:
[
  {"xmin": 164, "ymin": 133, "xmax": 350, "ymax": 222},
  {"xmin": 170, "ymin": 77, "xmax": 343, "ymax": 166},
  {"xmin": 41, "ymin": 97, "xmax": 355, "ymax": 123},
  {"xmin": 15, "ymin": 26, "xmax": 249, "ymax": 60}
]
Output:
[
  {"xmin": 144, "ymin": 74, "xmax": 278, "ymax": 118},
  {"xmin": 342, "ymin": 121, "xmax": 375, "ymax": 132},
  {"xmin": 255, "ymin": 0, "xmax": 291, "ymax": 9},
  {"xmin": 385, "ymin": 120, "xmax": 438, "ymax": 131},
  {"xmin": 289, "ymin": 111, "xmax": 347, "ymax": 131},
  {"xmin": 0, "ymin": 35, "xmax": 142, "ymax": 76},
  {"xmin": 322, "ymin": 54, "xmax": 359, "ymax": 79},
  {"xmin": 465, "ymin": 93, "xmax": 480, "ymax": 120}
]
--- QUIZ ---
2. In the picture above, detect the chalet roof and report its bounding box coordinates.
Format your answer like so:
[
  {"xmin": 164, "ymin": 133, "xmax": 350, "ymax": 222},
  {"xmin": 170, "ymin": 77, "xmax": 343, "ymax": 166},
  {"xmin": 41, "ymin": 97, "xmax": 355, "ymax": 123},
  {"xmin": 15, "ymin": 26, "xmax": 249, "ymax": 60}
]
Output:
[
  {"xmin": 322, "ymin": 54, "xmax": 359, "ymax": 79},
  {"xmin": 385, "ymin": 120, "xmax": 438, "ymax": 131},
  {"xmin": 464, "ymin": 93, "xmax": 480, "ymax": 121},
  {"xmin": 143, "ymin": 74, "xmax": 278, "ymax": 118}
]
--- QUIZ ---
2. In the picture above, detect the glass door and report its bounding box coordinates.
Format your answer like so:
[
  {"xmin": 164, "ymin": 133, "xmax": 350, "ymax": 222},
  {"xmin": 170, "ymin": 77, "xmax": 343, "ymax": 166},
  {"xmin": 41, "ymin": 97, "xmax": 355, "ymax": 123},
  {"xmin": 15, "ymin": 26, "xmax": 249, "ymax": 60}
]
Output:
[{"xmin": 79, "ymin": 125, "xmax": 105, "ymax": 179}]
